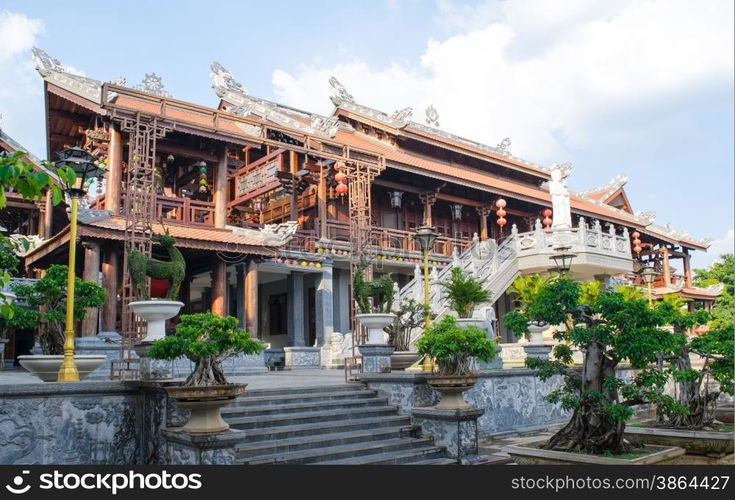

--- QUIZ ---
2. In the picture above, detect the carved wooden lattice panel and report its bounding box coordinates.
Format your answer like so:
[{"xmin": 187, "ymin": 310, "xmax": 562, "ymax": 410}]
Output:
[{"xmin": 112, "ymin": 116, "xmax": 167, "ymax": 380}]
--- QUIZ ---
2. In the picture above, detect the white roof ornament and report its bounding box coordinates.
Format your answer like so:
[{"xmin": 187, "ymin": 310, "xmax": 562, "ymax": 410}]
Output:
[
  {"xmin": 134, "ymin": 73, "xmax": 169, "ymax": 97},
  {"xmin": 310, "ymin": 116, "xmax": 340, "ymax": 137},
  {"xmin": 108, "ymin": 77, "xmax": 127, "ymax": 86},
  {"xmin": 391, "ymin": 107, "xmax": 413, "ymax": 124},
  {"xmin": 31, "ymin": 47, "xmax": 103, "ymax": 104},
  {"xmin": 211, "ymin": 61, "xmax": 248, "ymax": 96},
  {"xmin": 496, "ymin": 137, "xmax": 512, "ymax": 154},
  {"xmin": 329, "ymin": 76, "xmax": 355, "ymax": 106},
  {"xmin": 634, "ymin": 211, "xmax": 656, "ymax": 225},
  {"xmin": 425, "ymin": 105, "xmax": 440, "ymax": 127}
]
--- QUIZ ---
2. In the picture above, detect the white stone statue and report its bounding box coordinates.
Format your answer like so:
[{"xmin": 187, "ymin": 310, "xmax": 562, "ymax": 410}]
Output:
[{"xmin": 549, "ymin": 163, "xmax": 572, "ymax": 229}]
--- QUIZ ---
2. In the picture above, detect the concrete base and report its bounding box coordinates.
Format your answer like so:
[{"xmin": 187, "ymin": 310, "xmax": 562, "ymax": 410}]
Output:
[
  {"xmin": 504, "ymin": 440, "xmax": 685, "ymax": 465},
  {"xmin": 624, "ymin": 426, "xmax": 735, "ymax": 457},
  {"xmin": 523, "ymin": 344, "xmax": 553, "ymax": 361},
  {"xmin": 283, "ymin": 346, "xmax": 320, "ymax": 369},
  {"xmin": 411, "ymin": 407, "xmax": 487, "ymax": 463},
  {"xmin": 134, "ymin": 342, "xmax": 173, "ymax": 381},
  {"xmin": 161, "ymin": 428, "xmax": 247, "ymax": 464},
  {"xmin": 358, "ymin": 344, "xmax": 394, "ymax": 374},
  {"xmin": 478, "ymin": 345, "xmax": 503, "ymax": 370},
  {"xmin": 76, "ymin": 332, "xmax": 123, "ymax": 380}
]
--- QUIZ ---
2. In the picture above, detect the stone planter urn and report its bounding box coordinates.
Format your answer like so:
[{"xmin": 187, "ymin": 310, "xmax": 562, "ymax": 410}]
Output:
[
  {"xmin": 17, "ymin": 354, "xmax": 106, "ymax": 382},
  {"xmin": 390, "ymin": 351, "xmax": 420, "ymax": 371},
  {"xmin": 355, "ymin": 313, "xmax": 396, "ymax": 345},
  {"xmin": 428, "ymin": 375, "xmax": 477, "ymax": 410},
  {"xmin": 129, "ymin": 300, "xmax": 184, "ymax": 342},
  {"xmin": 166, "ymin": 383, "xmax": 246, "ymax": 434},
  {"xmin": 527, "ymin": 322, "xmax": 546, "ymax": 345},
  {"xmin": 1, "ymin": 290, "xmax": 16, "ymax": 305},
  {"xmin": 714, "ymin": 404, "xmax": 734, "ymax": 424}
]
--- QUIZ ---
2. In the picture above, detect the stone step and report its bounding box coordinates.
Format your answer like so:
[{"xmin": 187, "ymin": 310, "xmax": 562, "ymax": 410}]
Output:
[
  {"xmin": 239, "ymin": 437, "xmax": 435, "ymax": 465},
  {"xmin": 310, "ymin": 446, "xmax": 447, "ymax": 465},
  {"xmin": 223, "ymin": 396, "xmax": 390, "ymax": 417},
  {"xmin": 232, "ymin": 415, "xmax": 414, "ymax": 443},
  {"xmin": 229, "ymin": 389, "xmax": 378, "ymax": 407},
  {"xmin": 236, "ymin": 425, "xmax": 419, "ymax": 459},
  {"xmin": 226, "ymin": 406, "xmax": 399, "ymax": 430},
  {"xmin": 407, "ymin": 458, "xmax": 458, "ymax": 465},
  {"xmin": 240, "ymin": 384, "xmax": 364, "ymax": 398}
]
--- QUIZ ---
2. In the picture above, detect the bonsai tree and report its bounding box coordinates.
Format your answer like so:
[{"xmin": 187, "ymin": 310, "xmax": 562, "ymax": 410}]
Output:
[
  {"xmin": 11, "ymin": 265, "xmax": 105, "ymax": 354},
  {"xmin": 416, "ymin": 315, "xmax": 496, "ymax": 377},
  {"xmin": 352, "ymin": 260, "xmax": 394, "ymax": 313},
  {"xmin": 652, "ymin": 294, "xmax": 733, "ymax": 428},
  {"xmin": 439, "ymin": 267, "xmax": 490, "ymax": 318},
  {"xmin": 504, "ymin": 276, "xmax": 679, "ymax": 455},
  {"xmin": 505, "ymin": 274, "xmax": 554, "ymax": 340},
  {"xmin": 385, "ymin": 298, "xmax": 431, "ymax": 351},
  {"xmin": 147, "ymin": 312, "xmax": 263, "ymax": 386}
]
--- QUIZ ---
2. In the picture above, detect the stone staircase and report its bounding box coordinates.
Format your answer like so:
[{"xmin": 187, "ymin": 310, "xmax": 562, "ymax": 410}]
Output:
[{"xmin": 223, "ymin": 384, "xmax": 455, "ymax": 465}]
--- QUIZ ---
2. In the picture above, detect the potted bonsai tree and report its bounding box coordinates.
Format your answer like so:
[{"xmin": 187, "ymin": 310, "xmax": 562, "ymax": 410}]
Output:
[
  {"xmin": 13, "ymin": 265, "xmax": 106, "ymax": 381},
  {"xmin": 385, "ymin": 298, "xmax": 430, "ymax": 370},
  {"xmin": 623, "ymin": 294, "xmax": 734, "ymax": 457},
  {"xmin": 416, "ymin": 315, "xmax": 496, "ymax": 409},
  {"xmin": 506, "ymin": 274, "xmax": 554, "ymax": 345},
  {"xmin": 502, "ymin": 277, "xmax": 686, "ymax": 464},
  {"xmin": 353, "ymin": 260, "xmax": 396, "ymax": 345},
  {"xmin": 439, "ymin": 267, "xmax": 491, "ymax": 329},
  {"xmin": 147, "ymin": 312, "xmax": 264, "ymax": 434}
]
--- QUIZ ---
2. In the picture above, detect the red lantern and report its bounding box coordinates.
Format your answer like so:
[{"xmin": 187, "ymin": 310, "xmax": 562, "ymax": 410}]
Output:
[
  {"xmin": 495, "ymin": 198, "xmax": 507, "ymax": 209},
  {"xmin": 497, "ymin": 217, "xmax": 507, "ymax": 227},
  {"xmin": 496, "ymin": 208, "xmax": 506, "ymax": 218},
  {"xmin": 634, "ymin": 245, "xmax": 642, "ymax": 254},
  {"xmin": 336, "ymin": 183, "xmax": 348, "ymax": 196},
  {"xmin": 543, "ymin": 208, "xmax": 552, "ymax": 218},
  {"xmin": 632, "ymin": 231, "xmax": 640, "ymax": 239},
  {"xmin": 335, "ymin": 171, "xmax": 347, "ymax": 183}
]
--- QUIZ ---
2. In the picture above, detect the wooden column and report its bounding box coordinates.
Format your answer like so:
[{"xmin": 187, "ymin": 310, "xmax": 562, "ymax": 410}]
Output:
[
  {"xmin": 214, "ymin": 145, "xmax": 228, "ymax": 229},
  {"xmin": 477, "ymin": 207, "xmax": 491, "ymax": 241},
  {"xmin": 245, "ymin": 259, "xmax": 258, "ymax": 337},
  {"xmin": 106, "ymin": 123, "xmax": 123, "ymax": 214},
  {"xmin": 43, "ymin": 188, "xmax": 53, "ymax": 239},
  {"xmin": 661, "ymin": 246, "xmax": 671, "ymax": 287},
  {"xmin": 101, "ymin": 245, "xmax": 119, "ymax": 333},
  {"xmin": 81, "ymin": 241, "xmax": 101, "ymax": 337},
  {"xmin": 211, "ymin": 256, "xmax": 227, "ymax": 317},
  {"xmin": 420, "ymin": 192, "xmax": 436, "ymax": 226},
  {"xmin": 317, "ymin": 163, "xmax": 328, "ymax": 239},
  {"xmin": 683, "ymin": 249, "xmax": 693, "ymax": 287},
  {"xmin": 289, "ymin": 151, "xmax": 298, "ymax": 223}
]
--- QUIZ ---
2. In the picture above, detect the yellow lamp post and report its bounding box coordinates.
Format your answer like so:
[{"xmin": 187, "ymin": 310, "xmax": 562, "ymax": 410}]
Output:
[
  {"xmin": 54, "ymin": 147, "xmax": 105, "ymax": 382},
  {"xmin": 413, "ymin": 225, "xmax": 438, "ymax": 372},
  {"xmin": 640, "ymin": 264, "xmax": 657, "ymax": 308}
]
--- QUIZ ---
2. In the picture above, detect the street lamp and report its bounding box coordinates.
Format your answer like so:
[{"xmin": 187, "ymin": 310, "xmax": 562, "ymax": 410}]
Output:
[
  {"xmin": 550, "ymin": 245, "xmax": 577, "ymax": 274},
  {"xmin": 640, "ymin": 264, "xmax": 657, "ymax": 308},
  {"xmin": 413, "ymin": 225, "xmax": 437, "ymax": 373},
  {"xmin": 55, "ymin": 147, "xmax": 105, "ymax": 382}
]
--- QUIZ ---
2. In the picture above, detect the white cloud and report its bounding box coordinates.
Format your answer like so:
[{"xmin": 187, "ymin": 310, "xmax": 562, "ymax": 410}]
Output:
[
  {"xmin": 692, "ymin": 228, "xmax": 735, "ymax": 270},
  {"xmin": 0, "ymin": 11, "xmax": 45, "ymax": 157},
  {"xmin": 272, "ymin": 0, "xmax": 733, "ymax": 166}
]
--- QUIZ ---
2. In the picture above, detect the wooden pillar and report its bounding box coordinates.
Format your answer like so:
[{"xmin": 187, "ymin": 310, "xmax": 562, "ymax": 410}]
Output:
[
  {"xmin": 683, "ymin": 249, "xmax": 693, "ymax": 288},
  {"xmin": 420, "ymin": 192, "xmax": 436, "ymax": 226},
  {"xmin": 235, "ymin": 264, "xmax": 245, "ymax": 328},
  {"xmin": 43, "ymin": 188, "xmax": 53, "ymax": 239},
  {"xmin": 289, "ymin": 151, "xmax": 298, "ymax": 223},
  {"xmin": 211, "ymin": 256, "xmax": 227, "ymax": 316},
  {"xmin": 180, "ymin": 274, "xmax": 192, "ymax": 315},
  {"xmin": 318, "ymin": 163, "xmax": 328, "ymax": 239},
  {"xmin": 245, "ymin": 259, "xmax": 258, "ymax": 337},
  {"xmin": 101, "ymin": 245, "xmax": 119, "ymax": 333},
  {"xmin": 662, "ymin": 245, "xmax": 671, "ymax": 287},
  {"xmin": 106, "ymin": 123, "xmax": 123, "ymax": 214},
  {"xmin": 81, "ymin": 241, "xmax": 101, "ymax": 337},
  {"xmin": 214, "ymin": 145, "xmax": 228, "ymax": 229},
  {"xmin": 477, "ymin": 207, "xmax": 491, "ymax": 241}
]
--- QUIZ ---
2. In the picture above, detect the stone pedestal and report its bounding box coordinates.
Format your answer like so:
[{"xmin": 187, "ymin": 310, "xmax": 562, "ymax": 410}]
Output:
[
  {"xmin": 411, "ymin": 407, "xmax": 487, "ymax": 464},
  {"xmin": 75, "ymin": 331, "xmax": 122, "ymax": 380},
  {"xmin": 523, "ymin": 344, "xmax": 553, "ymax": 361},
  {"xmin": 283, "ymin": 346, "xmax": 320, "ymax": 369},
  {"xmin": 161, "ymin": 428, "xmax": 247, "ymax": 464},
  {"xmin": 134, "ymin": 341, "xmax": 173, "ymax": 381},
  {"xmin": 358, "ymin": 344, "xmax": 394, "ymax": 374},
  {"xmin": 478, "ymin": 345, "xmax": 503, "ymax": 370}
]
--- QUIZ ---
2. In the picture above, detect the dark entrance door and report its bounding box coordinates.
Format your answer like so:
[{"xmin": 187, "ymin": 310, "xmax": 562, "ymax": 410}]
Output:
[{"xmin": 307, "ymin": 286, "xmax": 316, "ymax": 346}]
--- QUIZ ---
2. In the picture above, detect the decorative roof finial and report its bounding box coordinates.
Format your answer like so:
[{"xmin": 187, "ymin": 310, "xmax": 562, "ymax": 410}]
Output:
[
  {"xmin": 329, "ymin": 76, "xmax": 355, "ymax": 106},
  {"xmin": 425, "ymin": 105, "xmax": 440, "ymax": 127},
  {"xmin": 391, "ymin": 107, "xmax": 413, "ymax": 123},
  {"xmin": 210, "ymin": 62, "xmax": 247, "ymax": 96},
  {"xmin": 32, "ymin": 47, "xmax": 66, "ymax": 77},
  {"xmin": 496, "ymin": 137, "xmax": 512, "ymax": 154},
  {"xmin": 135, "ymin": 73, "xmax": 169, "ymax": 97}
]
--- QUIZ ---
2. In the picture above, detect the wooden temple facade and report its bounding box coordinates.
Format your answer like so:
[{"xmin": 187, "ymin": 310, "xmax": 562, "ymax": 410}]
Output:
[{"xmin": 3, "ymin": 48, "xmax": 720, "ymax": 369}]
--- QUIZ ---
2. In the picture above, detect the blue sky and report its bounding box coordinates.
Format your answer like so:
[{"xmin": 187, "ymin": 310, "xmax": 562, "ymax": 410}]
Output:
[{"xmin": 0, "ymin": 0, "xmax": 732, "ymax": 268}]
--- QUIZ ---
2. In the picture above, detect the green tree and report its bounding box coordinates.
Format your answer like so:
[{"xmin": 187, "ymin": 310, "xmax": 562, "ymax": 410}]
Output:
[
  {"xmin": 504, "ymin": 277, "xmax": 680, "ymax": 455},
  {"xmin": 10, "ymin": 265, "xmax": 106, "ymax": 354},
  {"xmin": 147, "ymin": 312, "xmax": 263, "ymax": 386},
  {"xmin": 439, "ymin": 267, "xmax": 491, "ymax": 318},
  {"xmin": 416, "ymin": 315, "xmax": 496, "ymax": 376}
]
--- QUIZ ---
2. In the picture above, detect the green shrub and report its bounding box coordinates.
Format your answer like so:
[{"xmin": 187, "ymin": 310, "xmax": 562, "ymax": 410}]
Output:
[
  {"xmin": 439, "ymin": 267, "xmax": 490, "ymax": 318},
  {"xmin": 416, "ymin": 315, "xmax": 496, "ymax": 377}
]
